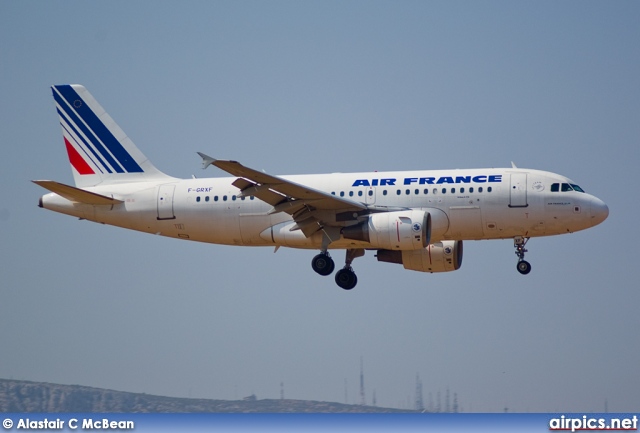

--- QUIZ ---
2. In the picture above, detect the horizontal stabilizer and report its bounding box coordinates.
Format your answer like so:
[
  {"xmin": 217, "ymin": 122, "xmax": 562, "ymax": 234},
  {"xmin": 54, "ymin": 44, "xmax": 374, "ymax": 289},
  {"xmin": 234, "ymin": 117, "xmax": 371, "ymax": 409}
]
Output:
[{"xmin": 32, "ymin": 180, "xmax": 123, "ymax": 205}]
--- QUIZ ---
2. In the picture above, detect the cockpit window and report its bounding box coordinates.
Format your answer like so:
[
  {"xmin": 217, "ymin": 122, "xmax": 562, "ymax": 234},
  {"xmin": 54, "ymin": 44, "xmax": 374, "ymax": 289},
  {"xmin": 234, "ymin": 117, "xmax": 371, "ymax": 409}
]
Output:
[{"xmin": 551, "ymin": 182, "xmax": 585, "ymax": 193}]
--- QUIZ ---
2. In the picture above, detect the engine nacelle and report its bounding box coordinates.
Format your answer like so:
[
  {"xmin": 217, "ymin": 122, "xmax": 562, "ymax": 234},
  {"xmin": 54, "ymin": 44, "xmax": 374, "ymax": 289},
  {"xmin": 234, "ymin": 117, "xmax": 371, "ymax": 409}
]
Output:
[
  {"xmin": 377, "ymin": 240, "xmax": 463, "ymax": 273},
  {"xmin": 342, "ymin": 210, "xmax": 431, "ymax": 250}
]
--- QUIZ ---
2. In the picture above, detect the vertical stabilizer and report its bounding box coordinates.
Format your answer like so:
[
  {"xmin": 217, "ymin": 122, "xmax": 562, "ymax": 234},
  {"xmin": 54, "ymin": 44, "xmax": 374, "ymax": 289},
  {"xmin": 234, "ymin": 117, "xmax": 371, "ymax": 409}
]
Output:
[{"xmin": 51, "ymin": 84, "xmax": 173, "ymax": 187}]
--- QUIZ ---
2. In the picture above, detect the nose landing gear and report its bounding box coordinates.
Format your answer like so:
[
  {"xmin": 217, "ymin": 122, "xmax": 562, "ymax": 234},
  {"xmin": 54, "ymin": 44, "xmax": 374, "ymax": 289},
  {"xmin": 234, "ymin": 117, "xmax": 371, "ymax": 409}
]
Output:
[{"xmin": 514, "ymin": 236, "xmax": 531, "ymax": 275}]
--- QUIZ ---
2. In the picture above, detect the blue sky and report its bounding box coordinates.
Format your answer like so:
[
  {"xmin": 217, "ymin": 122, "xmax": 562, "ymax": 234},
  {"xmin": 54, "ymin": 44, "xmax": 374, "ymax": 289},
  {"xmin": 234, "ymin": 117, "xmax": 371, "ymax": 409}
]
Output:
[{"xmin": 1, "ymin": 1, "xmax": 638, "ymax": 412}]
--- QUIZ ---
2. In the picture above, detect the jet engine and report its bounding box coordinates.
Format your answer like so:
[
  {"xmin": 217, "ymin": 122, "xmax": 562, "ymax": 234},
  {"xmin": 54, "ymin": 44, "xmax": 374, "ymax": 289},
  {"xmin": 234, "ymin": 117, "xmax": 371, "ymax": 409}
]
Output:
[
  {"xmin": 376, "ymin": 240, "xmax": 463, "ymax": 273},
  {"xmin": 341, "ymin": 210, "xmax": 431, "ymax": 250}
]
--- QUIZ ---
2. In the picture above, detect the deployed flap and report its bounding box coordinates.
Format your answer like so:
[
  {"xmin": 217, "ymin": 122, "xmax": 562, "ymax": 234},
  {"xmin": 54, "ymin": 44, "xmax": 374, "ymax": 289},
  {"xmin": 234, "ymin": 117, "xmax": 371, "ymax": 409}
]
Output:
[
  {"xmin": 212, "ymin": 159, "xmax": 366, "ymax": 212},
  {"xmin": 32, "ymin": 180, "xmax": 123, "ymax": 205}
]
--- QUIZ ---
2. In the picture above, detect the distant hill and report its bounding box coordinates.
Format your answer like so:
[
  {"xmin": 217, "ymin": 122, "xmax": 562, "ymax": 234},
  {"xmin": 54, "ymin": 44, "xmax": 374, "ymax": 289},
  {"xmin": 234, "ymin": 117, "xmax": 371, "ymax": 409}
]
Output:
[{"xmin": 0, "ymin": 379, "xmax": 413, "ymax": 413}]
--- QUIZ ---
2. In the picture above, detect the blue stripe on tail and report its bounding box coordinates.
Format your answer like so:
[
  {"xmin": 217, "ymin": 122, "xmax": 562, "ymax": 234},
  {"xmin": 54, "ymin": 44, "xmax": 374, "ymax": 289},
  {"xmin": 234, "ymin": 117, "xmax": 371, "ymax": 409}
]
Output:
[
  {"xmin": 53, "ymin": 85, "xmax": 144, "ymax": 173},
  {"xmin": 53, "ymin": 89, "xmax": 121, "ymax": 173},
  {"xmin": 60, "ymin": 120, "xmax": 105, "ymax": 174},
  {"xmin": 57, "ymin": 108, "xmax": 111, "ymax": 173}
]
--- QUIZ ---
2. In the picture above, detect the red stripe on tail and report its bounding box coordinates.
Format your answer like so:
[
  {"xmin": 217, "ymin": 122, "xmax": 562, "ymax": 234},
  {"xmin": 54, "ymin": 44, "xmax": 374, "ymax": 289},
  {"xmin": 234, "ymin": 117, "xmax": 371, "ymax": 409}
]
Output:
[{"xmin": 64, "ymin": 137, "xmax": 95, "ymax": 175}]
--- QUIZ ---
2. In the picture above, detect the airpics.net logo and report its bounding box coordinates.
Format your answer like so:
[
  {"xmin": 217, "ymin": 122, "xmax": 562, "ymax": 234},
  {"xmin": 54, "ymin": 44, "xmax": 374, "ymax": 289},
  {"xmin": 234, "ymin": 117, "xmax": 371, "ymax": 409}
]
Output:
[{"xmin": 549, "ymin": 415, "xmax": 638, "ymax": 432}]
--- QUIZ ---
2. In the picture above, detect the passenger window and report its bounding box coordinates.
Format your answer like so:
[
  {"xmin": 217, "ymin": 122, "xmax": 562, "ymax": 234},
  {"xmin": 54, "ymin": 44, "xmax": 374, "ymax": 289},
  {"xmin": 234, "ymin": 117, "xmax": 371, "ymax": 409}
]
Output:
[
  {"xmin": 488, "ymin": 187, "xmax": 492, "ymax": 192},
  {"xmin": 551, "ymin": 183, "xmax": 560, "ymax": 192},
  {"xmin": 405, "ymin": 189, "xmax": 410, "ymax": 195},
  {"xmin": 415, "ymin": 189, "xmax": 419, "ymax": 195},
  {"xmin": 340, "ymin": 191, "xmax": 345, "ymax": 197},
  {"xmin": 331, "ymin": 192, "xmax": 335, "ymax": 195},
  {"xmin": 250, "ymin": 196, "xmax": 255, "ymax": 200},
  {"xmin": 478, "ymin": 187, "xmax": 483, "ymax": 193},
  {"xmin": 214, "ymin": 196, "xmax": 218, "ymax": 202},
  {"xmin": 358, "ymin": 191, "xmax": 363, "ymax": 197},
  {"xmin": 424, "ymin": 189, "xmax": 428, "ymax": 195},
  {"xmin": 232, "ymin": 195, "xmax": 237, "ymax": 201},
  {"xmin": 442, "ymin": 188, "xmax": 447, "ymax": 194},
  {"xmin": 223, "ymin": 195, "xmax": 227, "ymax": 201},
  {"xmin": 460, "ymin": 187, "xmax": 465, "ymax": 193},
  {"xmin": 396, "ymin": 190, "xmax": 401, "ymax": 195},
  {"xmin": 383, "ymin": 190, "xmax": 388, "ymax": 196},
  {"xmin": 196, "ymin": 196, "xmax": 201, "ymax": 203},
  {"xmin": 469, "ymin": 187, "xmax": 474, "ymax": 193},
  {"xmin": 451, "ymin": 188, "xmax": 456, "ymax": 194},
  {"xmin": 349, "ymin": 191, "xmax": 354, "ymax": 197},
  {"xmin": 368, "ymin": 190, "xmax": 373, "ymax": 196},
  {"xmin": 205, "ymin": 196, "xmax": 210, "ymax": 202}
]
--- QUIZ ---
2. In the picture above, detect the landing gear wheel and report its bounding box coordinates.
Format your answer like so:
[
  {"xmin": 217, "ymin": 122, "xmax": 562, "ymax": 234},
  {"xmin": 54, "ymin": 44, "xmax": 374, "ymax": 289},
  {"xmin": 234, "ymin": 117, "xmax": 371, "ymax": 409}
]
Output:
[
  {"xmin": 335, "ymin": 268, "xmax": 358, "ymax": 290},
  {"xmin": 312, "ymin": 253, "xmax": 335, "ymax": 276},
  {"xmin": 517, "ymin": 260, "xmax": 531, "ymax": 275},
  {"xmin": 513, "ymin": 237, "xmax": 531, "ymax": 275}
]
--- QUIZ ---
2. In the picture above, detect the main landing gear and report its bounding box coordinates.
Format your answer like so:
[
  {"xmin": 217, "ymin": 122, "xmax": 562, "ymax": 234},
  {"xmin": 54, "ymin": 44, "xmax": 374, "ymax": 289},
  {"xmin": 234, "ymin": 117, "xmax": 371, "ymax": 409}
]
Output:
[
  {"xmin": 514, "ymin": 236, "xmax": 532, "ymax": 275},
  {"xmin": 311, "ymin": 252, "xmax": 335, "ymax": 276},
  {"xmin": 311, "ymin": 249, "xmax": 364, "ymax": 290}
]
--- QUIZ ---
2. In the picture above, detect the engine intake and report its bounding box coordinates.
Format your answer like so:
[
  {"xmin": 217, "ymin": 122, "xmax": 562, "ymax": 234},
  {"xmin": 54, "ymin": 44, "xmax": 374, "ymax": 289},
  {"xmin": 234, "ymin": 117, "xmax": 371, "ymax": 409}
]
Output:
[{"xmin": 342, "ymin": 210, "xmax": 431, "ymax": 250}]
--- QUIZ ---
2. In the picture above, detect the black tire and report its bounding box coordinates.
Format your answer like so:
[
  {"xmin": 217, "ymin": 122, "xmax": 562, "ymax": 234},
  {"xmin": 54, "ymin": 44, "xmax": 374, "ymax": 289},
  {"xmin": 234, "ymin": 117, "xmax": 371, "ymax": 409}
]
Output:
[
  {"xmin": 517, "ymin": 260, "xmax": 531, "ymax": 275},
  {"xmin": 335, "ymin": 268, "xmax": 358, "ymax": 290},
  {"xmin": 312, "ymin": 253, "xmax": 335, "ymax": 276}
]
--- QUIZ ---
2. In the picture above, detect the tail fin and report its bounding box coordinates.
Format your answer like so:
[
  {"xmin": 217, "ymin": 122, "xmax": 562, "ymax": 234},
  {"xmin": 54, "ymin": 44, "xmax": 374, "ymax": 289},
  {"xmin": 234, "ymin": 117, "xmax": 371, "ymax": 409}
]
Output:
[{"xmin": 51, "ymin": 84, "xmax": 172, "ymax": 187}]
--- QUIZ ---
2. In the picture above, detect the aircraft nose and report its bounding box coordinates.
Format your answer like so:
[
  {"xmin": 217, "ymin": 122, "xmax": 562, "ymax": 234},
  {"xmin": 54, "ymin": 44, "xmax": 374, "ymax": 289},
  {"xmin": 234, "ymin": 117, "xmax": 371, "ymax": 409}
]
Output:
[{"xmin": 590, "ymin": 197, "xmax": 609, "ymax": 226}]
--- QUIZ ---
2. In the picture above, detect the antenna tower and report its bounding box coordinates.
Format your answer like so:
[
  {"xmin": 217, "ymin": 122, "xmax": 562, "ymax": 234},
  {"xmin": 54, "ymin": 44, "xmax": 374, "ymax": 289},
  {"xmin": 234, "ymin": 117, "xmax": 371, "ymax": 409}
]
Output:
[
  {"xmin": 415, "ymin": 374, "xmax": 424, "ymax": 411},
  {"xmin": 359, "ymin": 357, "xmax": 366, "ymax": 406}
]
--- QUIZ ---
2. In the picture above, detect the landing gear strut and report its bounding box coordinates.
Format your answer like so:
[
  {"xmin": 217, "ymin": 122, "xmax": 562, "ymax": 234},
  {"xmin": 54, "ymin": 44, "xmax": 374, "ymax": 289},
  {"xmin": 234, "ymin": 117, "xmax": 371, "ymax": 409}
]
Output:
[{"xmin": 514, "ymin": 236, "xmax": 531, "ymax": 275}]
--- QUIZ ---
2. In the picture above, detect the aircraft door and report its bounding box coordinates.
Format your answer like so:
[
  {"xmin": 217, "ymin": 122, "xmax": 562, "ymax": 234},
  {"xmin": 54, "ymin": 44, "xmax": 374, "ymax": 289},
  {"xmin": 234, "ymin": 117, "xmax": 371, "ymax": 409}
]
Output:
[
  {"xmin": 509, "ymin": 173, "xmax": 528, "ymax": 208},
  {"xmin": 157, "ymin": 184, "xmax": 176, "ymax": 220}
]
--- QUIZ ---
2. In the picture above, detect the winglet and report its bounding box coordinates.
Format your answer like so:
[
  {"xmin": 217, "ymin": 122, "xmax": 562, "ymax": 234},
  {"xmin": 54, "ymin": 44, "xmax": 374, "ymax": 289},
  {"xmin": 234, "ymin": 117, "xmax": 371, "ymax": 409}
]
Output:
[
  {"xmin": 197, "ymin": 152, "xmax": 216, "ymax": 170},
  {"xmin": 511, "ymin": 161, "xmax": 518, "ymax": 168}
]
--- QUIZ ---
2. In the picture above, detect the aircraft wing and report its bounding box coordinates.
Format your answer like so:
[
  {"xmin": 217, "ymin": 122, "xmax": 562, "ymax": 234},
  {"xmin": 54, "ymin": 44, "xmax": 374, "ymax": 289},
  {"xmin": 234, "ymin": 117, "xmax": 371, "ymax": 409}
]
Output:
[
  {"xmin": 205, "ymin": 156, "xmax": 366, "ymax": 237},
  {"xmin": 213, "ymin": 159, "xmax": 365, "ymax": 210}
]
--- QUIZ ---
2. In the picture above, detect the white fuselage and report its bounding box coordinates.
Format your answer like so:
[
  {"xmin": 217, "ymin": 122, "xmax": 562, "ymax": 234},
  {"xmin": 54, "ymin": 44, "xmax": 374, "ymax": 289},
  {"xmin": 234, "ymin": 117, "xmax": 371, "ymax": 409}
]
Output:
[
  {"xmin": 38, "ymin": 84, "xmax": 610, "ymax": 287},
  {"xmin": 40, "ymin": 167, "xmax": 608, "ymax": 250}
]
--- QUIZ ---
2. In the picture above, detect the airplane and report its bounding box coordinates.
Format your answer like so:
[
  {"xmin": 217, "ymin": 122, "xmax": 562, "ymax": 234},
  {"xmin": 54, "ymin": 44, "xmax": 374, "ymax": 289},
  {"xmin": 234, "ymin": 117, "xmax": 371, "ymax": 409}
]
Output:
[{"xmin": 34, "ymin": 84, "xmax": 609, "ymax": 290}]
